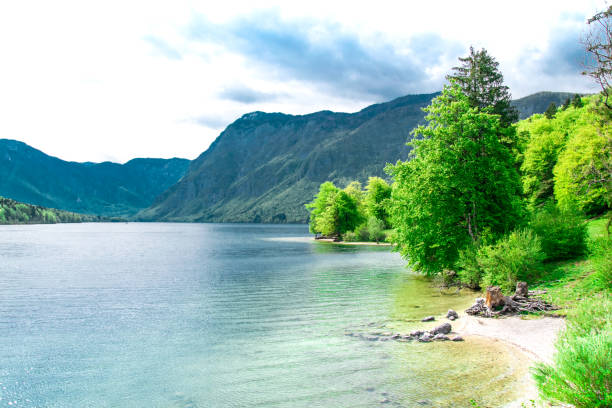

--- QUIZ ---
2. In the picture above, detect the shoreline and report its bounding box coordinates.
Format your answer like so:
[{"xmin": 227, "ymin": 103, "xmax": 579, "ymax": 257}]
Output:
[
  {"xmin": 313, "ymin": 238, "xmax": 392, "ymax": 246},
  {"xmin": 456, "ymin": 314, "xmax": 565, "ymax": 407}
]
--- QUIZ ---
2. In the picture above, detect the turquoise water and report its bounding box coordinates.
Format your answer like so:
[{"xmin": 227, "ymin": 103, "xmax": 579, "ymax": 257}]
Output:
[{"xmin": 0, "ymin": 223, "xmax": 525, "ymax": 407}]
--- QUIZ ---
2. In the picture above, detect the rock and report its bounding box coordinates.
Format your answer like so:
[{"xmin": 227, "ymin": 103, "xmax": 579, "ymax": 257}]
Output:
[
  {"xmin": 446, "ymin": 309, "xmax": 459, "ymax": 319},
  {"xmin": 451, "ymin": 336, "xmax": 464, "ymax": 342},
  {"xmin": 410, "ymin": 330, "xmax": 424, "ymax": 337},
  {"xmin": 364, "ymin": 335, "xmax": 379, "ymax": 341},
  {"xmin": 515, "ymin": 281, "xmax": 529, "ymax": 297},
  {"xmin": 380, "ymin": 398, "xmax": 391, "ymax": 404},
  {"xmin": 449, "ymin": 315, "xmax": 456, "ymax": 321},
  {"xmin": 391, "ymin": 333, "xmax": 401, "ymax": 339},
  {"xmin": 433, "ymin": 333, "xmax": 449, "ymax": 341},
  {"xmin": 418, "ymin": 333, "xmax": 433, "ymax": 342},
  {"xmin": 486, "ymin": 286, "xmax": 505, "ymax": 309},
  {"xmin": 421, "ymin": 316, "xmax": 435, "ymax": 322},
  {"xmin": 431, "ymin": 322, "xmax": 452, "ymax": 335},
  {"xmin": 417, "ymin": 400, "xmax": 431, "ymax": 406}
]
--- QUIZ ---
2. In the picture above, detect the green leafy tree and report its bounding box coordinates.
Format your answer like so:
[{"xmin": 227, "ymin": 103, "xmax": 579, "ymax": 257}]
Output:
[
  {"xmin": 554, "ymin": 121, "xmax": 611, "ymax": 216},
  {"xmin": 519, "ymin": 96, "xmax": 602, "ymax": 209},
  {"xmin": 447, "ymin": 46, "xmax": 519, "ymax": 127},
  {"xmin": 305, "ymin": 181, "xmax": 363, "ymax": 237},
  {"xmin": 572, "ymin": 94, "xmax": 583, "ymax": 108},
  {"xmin": 364, "ymin": 177, "xmax": 391, "ymax": 227},
  {"xmin": 545, "ymin": 102, "xmax": 557, "ymax": 119},
  {"xmin": 306, "ymin": 182, "xmax": 339, "ymax": 234},
  {"xmin": 386, "ymin": 84, "xmax": 524, "ymax": 274}
]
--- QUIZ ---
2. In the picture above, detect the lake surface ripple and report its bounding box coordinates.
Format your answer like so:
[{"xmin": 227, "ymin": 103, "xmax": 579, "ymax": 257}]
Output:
[{"xmin": 0, "ymin": 223, "xmax": 526, "ymax": 407}]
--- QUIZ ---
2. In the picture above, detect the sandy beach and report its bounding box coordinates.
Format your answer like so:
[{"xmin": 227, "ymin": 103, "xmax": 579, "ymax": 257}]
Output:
[{"xmin": 456, "ymin": 315, "xmax": 566, "ymax": 407}]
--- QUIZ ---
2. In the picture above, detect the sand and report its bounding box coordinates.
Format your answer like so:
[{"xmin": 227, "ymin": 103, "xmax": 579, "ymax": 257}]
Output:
[{"xmin": 456, "ymin": 314, "xmax": 566, "ymax": 407}]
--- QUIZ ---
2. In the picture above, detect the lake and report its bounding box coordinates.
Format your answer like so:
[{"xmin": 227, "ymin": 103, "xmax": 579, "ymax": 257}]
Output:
[{"xmin": 0, "ymin": 223, "xmax": 527, "ymax": 407}]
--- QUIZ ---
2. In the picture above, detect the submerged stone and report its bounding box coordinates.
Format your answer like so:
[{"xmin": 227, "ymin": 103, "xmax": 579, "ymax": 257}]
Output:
[{"xmin": 421, "ymin": 316, "xmax": 435, "ymax": 322}]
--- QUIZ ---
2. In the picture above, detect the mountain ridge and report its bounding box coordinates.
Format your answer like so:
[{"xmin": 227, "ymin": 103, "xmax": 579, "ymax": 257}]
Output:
[
  {"xmin": 0, "ymin": 139, "xmax": 190, "ymax": 217},
  {"xmin": 140, "ymin": 91, "xmax": 572, "ymax": 223}
]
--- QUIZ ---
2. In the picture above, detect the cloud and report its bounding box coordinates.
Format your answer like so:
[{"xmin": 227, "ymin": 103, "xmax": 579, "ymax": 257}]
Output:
[
  {"xmin": 538, "ymin": 24, "xmax": 587, "ymax": 75},
  {"xmin": 218, "ymin": 85, "xmax": 280, "ymax": 103},
  {"xmin": 189, "ymin": 113, "xmax": 233, "ymax": 129},
  {"xmin": 186, "ymin": 11, "xmax": 464, "ymax": 100},
  {"xmin": 144, "ymin": 35, "xmax": 182, "ymax": 60}
]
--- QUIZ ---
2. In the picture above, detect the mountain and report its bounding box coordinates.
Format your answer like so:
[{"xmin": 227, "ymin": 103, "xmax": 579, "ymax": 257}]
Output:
[
  {"xmin": 0, "ymin": 139, "xmax": 190, "ymax": 217},
  {"xmin": 511, "ymin": 91, "xmax": 579, "ymax": 119},
  {"xmin": 139, "ymin": 91, "xmax": 578, "ymax": 224}
]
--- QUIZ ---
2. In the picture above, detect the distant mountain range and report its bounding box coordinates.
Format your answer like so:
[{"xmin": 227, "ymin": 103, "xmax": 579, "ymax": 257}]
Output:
[
  {"xmin": 511, "ymin": 91, "xmax": 579, "ymax": 120},
  {"xmin": 138, "ymin": 91, "xmax": 573, "ymax": 223},
  {"xmin": 0, "ymin": 139, "xmax": 189, "ymax": 217}
]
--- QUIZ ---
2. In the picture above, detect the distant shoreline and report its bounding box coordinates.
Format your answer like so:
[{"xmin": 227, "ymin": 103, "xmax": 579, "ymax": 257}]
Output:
[{"xmin": 313, "ymin": 238, "xmax": 392, "ymax": 246}]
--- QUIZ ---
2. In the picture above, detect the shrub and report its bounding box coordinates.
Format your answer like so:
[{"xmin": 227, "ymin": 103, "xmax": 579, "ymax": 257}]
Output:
[
  {"xmin": 533, "ymin": 295, "xmax": 611, "ymax": 407},
  {"xmin": 456, "ymin": 243, "xmax": 483, "ymax": 289},
  {"xmin": 590, "ymin": 236, "xmax": 612, "ymax": 290},
  {"xmin": 529, "ymin": 204, "xmax": 588, "ymax": 261},
  {"xmin": 356, "ymin": 224, "xmax": 370, "ymax": 241},
  {"xmin": 366, "ymin": 216, "xmax": 386, "ymax": 243},
  {"xmin": 342, "ymin": 231, "xmax": 359, "ymax": 242},
  {"xmin": 478, "ymin": 229, "xmax": 545, "ymax": 293}
]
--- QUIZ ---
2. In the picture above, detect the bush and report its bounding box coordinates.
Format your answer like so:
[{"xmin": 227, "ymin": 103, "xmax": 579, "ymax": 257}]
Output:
[
  {"xmin": 366, "ymin": 217, "xmax": 386, "ymax": 243},
  {"xmin": 590, "ymin": 236, "xmax": 612, "ymax": 290},
  {"xmin": 456, "ymin": 244, "xmax": 483, "ymax": 289},
  {"xmin": 533, "ymin": 295, "xmax": 611, "ymax": 407},
  {"xmin": 479, "ymin": 229, "xmax": 545, "ymax": 293},
  {"xmin": 343, "ymin": 231, "xmax": 359, "ymax": 242},
  {"xmin": 530, "ymin": 204, "xmax": 588, "ymax": 261}
]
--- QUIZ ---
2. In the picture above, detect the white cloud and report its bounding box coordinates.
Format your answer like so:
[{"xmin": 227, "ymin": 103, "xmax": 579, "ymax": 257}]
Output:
[{"xmin": 0, "ymin": 0, "xmax": 605, "ymax": 162}]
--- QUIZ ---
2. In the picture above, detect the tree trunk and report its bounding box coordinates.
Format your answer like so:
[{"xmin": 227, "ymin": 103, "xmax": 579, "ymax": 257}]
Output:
[{"xmin": 485, "ymin": 286, "xmax": 504, "ymax": 310}]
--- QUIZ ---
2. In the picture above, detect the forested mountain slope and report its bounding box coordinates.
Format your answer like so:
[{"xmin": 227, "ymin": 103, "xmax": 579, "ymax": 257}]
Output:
[
  {"xmin": 139, "ymin": 91, "xmax": 572, "ymax": 223},
  {"xmin": 0, "ymin": 139, "xmax": 190, "ymax": 217}
]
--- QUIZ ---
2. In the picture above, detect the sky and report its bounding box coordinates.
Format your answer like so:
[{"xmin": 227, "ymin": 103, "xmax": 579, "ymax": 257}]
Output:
[{"xmin": 0, "ymin": 0, "xmax": 606, "ymax": 163}]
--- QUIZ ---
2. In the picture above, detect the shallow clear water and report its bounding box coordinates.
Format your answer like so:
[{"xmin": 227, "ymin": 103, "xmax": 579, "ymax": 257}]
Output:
[{"xmin": 0, "ymin": 223, "xmax": 526, "ymax": 407}]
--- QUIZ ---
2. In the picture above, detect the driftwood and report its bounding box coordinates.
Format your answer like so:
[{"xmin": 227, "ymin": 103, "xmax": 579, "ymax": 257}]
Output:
[{"xmin": 466, "ymin": 283, "xmax": 558, "ymax": 317}]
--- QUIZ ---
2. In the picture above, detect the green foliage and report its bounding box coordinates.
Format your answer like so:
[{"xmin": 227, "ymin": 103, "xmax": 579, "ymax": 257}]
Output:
[
  {"xmin": 544, "ymin": 102, "xmax": 557, "ymax": 119},
  {"xmin": 305, "ymin": 182, "xmax": 364, "ymax": 237},
  {"xmin": 554, "ymin": 119, "xmax": 611, "ymax": 215},
  {"xmin": 518, "ymin": 95, "xmax": 609, "ymax": 211},
  {"xmin": 364, "ymin": 177, "xmax": 391, "ymax": 227},
  {"xmin": 591, "ymin": 235, "xmax": 612, "ymax": 289},
  {"xmin": 366, "ymin": 216, "xmax": 386, "ymax": 243},
  {"xmin": 529, "ymin": 203, "xmax": 588, "ymax": 261},
  {"xmin": 0, "ymin": 196, "xmax": 102, "ymax": 225},
  {"xmin": 456, "ymin": 243, "xmax": 483, "ymax": 289},
  {"xmin": 572, "ymin": 94, "xmax": 583, "ymax": 108},
  {"xmin": 533, "ymin": 295, "xmax": 611, "ymax": 407},
  {"xmin": 447, "ymin": 46, "xmax": 518, "ymax": 127},
  {"xmin": 387, "ymin": 84, "xmax": 523, "ymax": 274},
  {"xmin": 478, "ymin": 229, "xmax": 545, "ymax": 293}
]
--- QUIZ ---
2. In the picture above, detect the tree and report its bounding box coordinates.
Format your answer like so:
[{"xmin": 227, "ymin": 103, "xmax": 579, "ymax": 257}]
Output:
[
  {"xmin": 364, "ymin": 177, "xmax": 391, "ymax": 227},
  {"xmin": 572, "ymin": 94, "xmax": 583, "ymax": 109},
  {"xmin": 582, "ymin": 6, "xmax": 612, "ymax": 109},
  {"xmin": 386, "ymin": 84, "xmax": 524, "ymax": 274},
  {"xmin": 554, "ymin": 122, "xmax": 612, "ymax": 217},
  {"xmin": 545, "ymin": 102, "xmax": 558, "ymax": 119},
  {"xmin": 305, "ymin": 181, "xmax": 363, "ymax": 237},
  {"xmin": 447, "ymin": 46, "xmax": 519, "ymax": 127}
]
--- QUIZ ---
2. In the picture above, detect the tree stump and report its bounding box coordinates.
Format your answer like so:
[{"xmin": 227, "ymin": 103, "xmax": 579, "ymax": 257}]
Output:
[
  {"xmin": 485, "ymin": 286, "xmax": 505, "ymax": 309},
  {"xmin": 515, "ymin": 281, "xmax": 528, "ymax": 298}
]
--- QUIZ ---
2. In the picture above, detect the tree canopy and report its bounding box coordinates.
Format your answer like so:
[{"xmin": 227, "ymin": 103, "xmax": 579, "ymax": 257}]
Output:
[
  {"xmin": 386, "ymin": 84, "xmax": 523, "ymax": 274},
  {"xmin": 447, "ymin": 46, "xmax": 519, "ymax": 127}
]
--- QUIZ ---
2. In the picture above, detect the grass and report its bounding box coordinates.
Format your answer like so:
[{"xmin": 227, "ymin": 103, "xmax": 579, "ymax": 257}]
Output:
[{"xmin": 531, "ymin": 214, "xmax": 610, "ymax": 313}]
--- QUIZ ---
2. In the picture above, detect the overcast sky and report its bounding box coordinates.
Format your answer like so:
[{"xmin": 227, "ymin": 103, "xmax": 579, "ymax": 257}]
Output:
[{"xmin": 0, "ymin": 1, "xmax": 605, "ymax": 162}]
